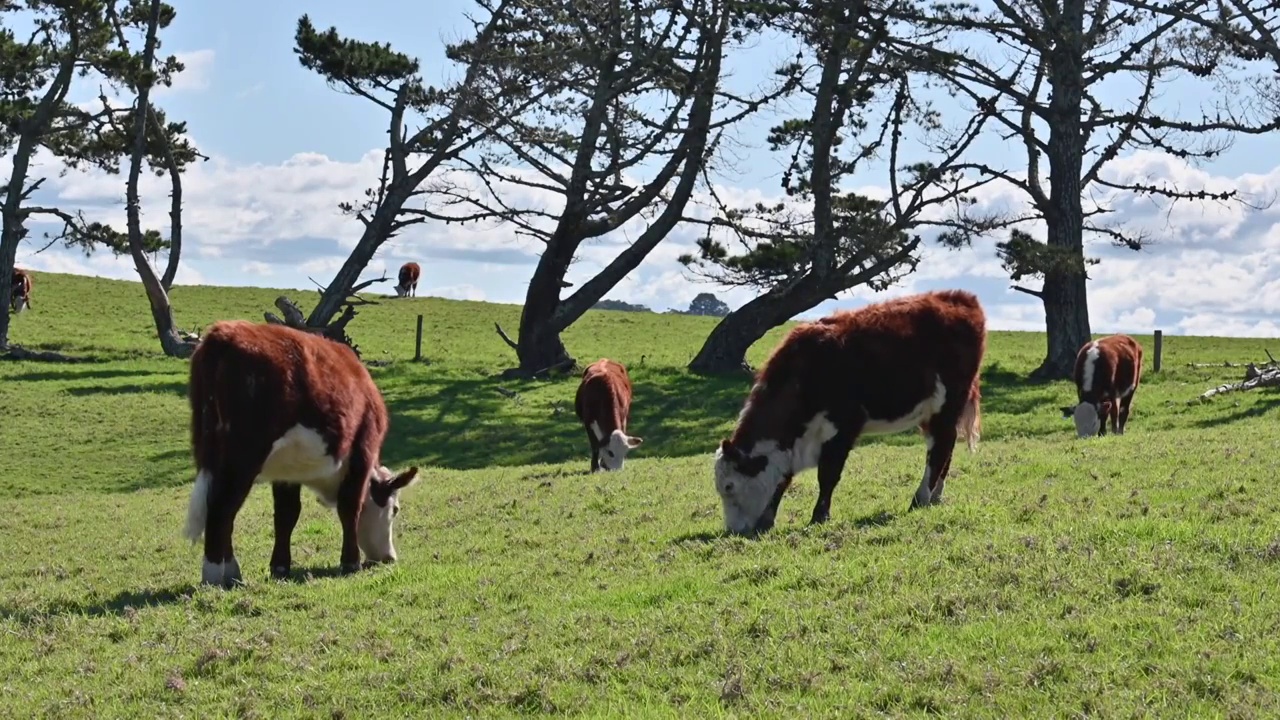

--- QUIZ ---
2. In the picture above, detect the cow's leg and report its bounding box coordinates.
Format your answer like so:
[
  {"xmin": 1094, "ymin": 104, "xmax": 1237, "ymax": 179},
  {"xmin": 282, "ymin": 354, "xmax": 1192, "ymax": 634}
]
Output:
[
  {"xmin": 269, "ymin": 482, "xmax": 303, "ymax": 579},
  {"xmin": 811, "ymin": 431, "xmax": 857, "ymax": 525},
  {"xmin": 586, "ymin": 429, "xmax": 601, "ymax": 473},
  {"xmin": 1117, "ymin": 394, "xmax": 1133, "ymax": 434},
  {"xmin": 201, "ymin": 469, "xmax": 254, "ymax": 588},
  {"xmin": 336, "ymin": 453, "xmax": 373, "ymax": 574},
  {"xmin": 911, "ymin": 422, "xmax": 957, "ymax": 511}
]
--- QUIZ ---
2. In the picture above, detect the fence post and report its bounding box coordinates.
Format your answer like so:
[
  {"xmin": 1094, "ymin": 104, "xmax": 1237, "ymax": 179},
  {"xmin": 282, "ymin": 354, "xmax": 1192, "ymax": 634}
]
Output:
[
  {"xmin": 1153, "ymin": 329, "xmax": 1162, "ymax": 373},
  {"xmin": 414, "ymin": 314, "xmax": 424, "ymax": 362}
]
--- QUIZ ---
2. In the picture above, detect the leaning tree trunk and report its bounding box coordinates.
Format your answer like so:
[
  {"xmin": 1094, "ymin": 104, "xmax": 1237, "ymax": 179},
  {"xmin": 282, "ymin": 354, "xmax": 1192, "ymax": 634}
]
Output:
[
  {"xmin": 124, "ymin": 0, "xmax": 196, "ymax": 359},
  {"xmin": 689, "ymin": 284, "xmax": 824, "ymax": 375},
  {"xmin": 513, "ymin": 234, "xmax": 578, "ymax": 374}
]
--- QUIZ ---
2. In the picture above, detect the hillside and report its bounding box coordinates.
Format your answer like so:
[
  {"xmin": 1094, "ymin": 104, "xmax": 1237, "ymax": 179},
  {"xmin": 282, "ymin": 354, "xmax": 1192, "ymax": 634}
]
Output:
[{"xmin": 3, "ymin": 272, "xmax": 1280, "ymax": 717}]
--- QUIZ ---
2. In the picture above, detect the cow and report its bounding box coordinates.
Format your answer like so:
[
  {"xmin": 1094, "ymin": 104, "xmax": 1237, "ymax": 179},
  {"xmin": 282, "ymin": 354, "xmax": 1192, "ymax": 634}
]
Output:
[
  {"xmin": 10, "ymin": 268, "xmax": 31, "ymax": 313},
  {"xmin": 182, "ymin": 319, "xmax": 421, "ymax": 587},
  {"xmin": 712, "ymin": 289, "xmax": 987, "ymax": 536},
  {"xmin": 395, "ymin": 262, "xmax": 420, "ymax": 298},
  {"xmin": 574, "ymin": 358, "xmax": 643, "ymax": 472},
  {"xmin": 1061, "ymin": 334, "xmax": 1143, "ymax": 438}
]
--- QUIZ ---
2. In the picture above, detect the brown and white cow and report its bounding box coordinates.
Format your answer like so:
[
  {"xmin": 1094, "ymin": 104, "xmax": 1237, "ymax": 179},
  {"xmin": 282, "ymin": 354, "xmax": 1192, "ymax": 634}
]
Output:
[
  {"xmin": 1061, "ymin": 334, "xmax": 1143, "ymax": 438},
  {"xmin": 574, "ymin": 358, "xmax": 643, "ymax": 472},
  {"xmin": 10, "ymin": 268, "xmax": 31, "ymax": 313},
  {"xmin": 395, "ymin": 262, "xmax": 420, "ymax": 298},
  {"xmin": 183, "ymin": 320, "xmax": 420, "ymax": 587},
  {"xmin": 713, "ymin": 289, "xmax": 987, "ymax": 535}
]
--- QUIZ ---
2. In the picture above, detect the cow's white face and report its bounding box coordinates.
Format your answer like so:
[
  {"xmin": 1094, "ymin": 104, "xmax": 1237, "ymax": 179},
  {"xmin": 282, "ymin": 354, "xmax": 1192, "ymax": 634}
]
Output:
[
  {"xmin": 393, "ymin": 284, "xmax": 409, "ymax": 298},
  {"xmin": 714, "ymin": 440, "xmax": 791, "ymax": 535},
  {"xmin": 598, "ymin": 428, "xmax": 643, "ymax": 471},
  {"xmin": 358, "ymin": 465, "xmax": 420, "ymax": 564},
  {"xmin": 1071, "ymin": 402, "xmax": 1101, "ymax": 438}
]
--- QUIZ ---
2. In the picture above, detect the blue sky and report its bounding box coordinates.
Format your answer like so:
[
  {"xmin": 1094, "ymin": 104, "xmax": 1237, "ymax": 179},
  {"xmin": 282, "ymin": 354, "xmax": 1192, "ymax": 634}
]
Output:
[{"xmin": 13, "ymin": 0, "xmax": 1280, "ymax": 337}]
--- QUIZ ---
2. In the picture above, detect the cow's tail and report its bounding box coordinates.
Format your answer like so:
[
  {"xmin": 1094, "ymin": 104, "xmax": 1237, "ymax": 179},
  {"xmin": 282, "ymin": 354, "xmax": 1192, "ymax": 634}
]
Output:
[
  {"xmin": 956, "ymin": 377, "xmax": 982, "ymax": 452},
  {"xmin": 184, "ymin": 470, "xmax": 211, "ymax": 543}
]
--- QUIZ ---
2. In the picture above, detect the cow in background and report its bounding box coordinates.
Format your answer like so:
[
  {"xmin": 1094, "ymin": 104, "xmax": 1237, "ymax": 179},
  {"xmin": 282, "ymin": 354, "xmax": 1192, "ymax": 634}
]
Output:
[
  {"xmin": 574, "ymin": 358, "xmax": 643, "ymax": 472},
  {"xmin": 1061, "ymin": 334, "xmax": 1143, "ymax": 438},
  {"xmin": 184, "ymin": 320, "xmax": 420, "ymax": 587},
  {"xmin": 395, "ymin": 262, "xmax": 420, "ymax": 298},
  {"xmin": 713, "ymin": 289, "xmax": 987, "ymax": 535},
  {"xmin": 10, "ymin": 268, "xmax": 31, "ymax": 313}
]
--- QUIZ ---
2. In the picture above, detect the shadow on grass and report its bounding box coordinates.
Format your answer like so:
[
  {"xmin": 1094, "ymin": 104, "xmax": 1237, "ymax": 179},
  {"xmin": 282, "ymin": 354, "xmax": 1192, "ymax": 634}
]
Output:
[
  {"xmin": 383, "ymin": 360, "xmax": 1065, "ymax": 472},
  {"xmin": 63, "ymin": 381, "xmax": 189, "ymax": 398},
  {"xmin": 668, "ymin": 509, "xmax": 899, "ymax": 546},
  {"xmin": 7, "ymin": 367, "xmax": 171, "ymax": 382},
  {"xmin": 272, "ymin": 565, "xmax": 352, "ymax": 584},
  {"xmin": 1191, "ymin": 394, "xmax": 1280, "ymax": 429},
  {"xmin": 0, "ymin": 584, "xmax": 196, "ymax": 625}
]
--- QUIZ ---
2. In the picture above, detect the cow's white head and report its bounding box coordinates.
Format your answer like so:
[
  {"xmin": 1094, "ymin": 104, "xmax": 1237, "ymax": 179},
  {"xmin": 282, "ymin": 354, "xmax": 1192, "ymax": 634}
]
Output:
[
  {"xmin": 595, "ymin": 425, "xmax": 642, "ymax": 471},
  {"xmin": 393, "ymin": 283, "xmax": 410, "ymax": 298},
  {"xmin": 713, "ymin": 438, "xmax": 792, "ymax": 536},
  {"xmin": 358, "ymin": 465, "xmax": 420, "ymax": 564},
  {"xmin": 1062, "ymin": 401, "xmax": 1108, "ymax": 438}
]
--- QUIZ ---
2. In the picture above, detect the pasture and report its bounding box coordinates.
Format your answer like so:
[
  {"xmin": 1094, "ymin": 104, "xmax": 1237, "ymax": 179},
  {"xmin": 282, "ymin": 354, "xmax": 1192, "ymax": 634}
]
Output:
[{"xmin": 3, "ymin": 272, "xmax": 1280, "ymax": 718}]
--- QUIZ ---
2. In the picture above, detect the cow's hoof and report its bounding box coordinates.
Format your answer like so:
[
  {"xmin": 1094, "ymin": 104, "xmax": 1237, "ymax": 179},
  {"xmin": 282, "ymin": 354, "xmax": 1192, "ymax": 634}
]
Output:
[
  {"xmin": 340, "ymin": 562, "xmax": 361, "ymax": 575},
  {"xmin": 270, "ymin": 565, "xmax": 291, "ymax": 580}
]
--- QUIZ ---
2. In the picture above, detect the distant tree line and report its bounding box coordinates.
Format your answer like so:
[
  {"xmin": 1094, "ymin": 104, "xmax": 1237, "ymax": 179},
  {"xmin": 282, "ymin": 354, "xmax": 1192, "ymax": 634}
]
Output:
[
  {"xmin": 593, "ymin": 292, "xmax": 730, "ymax": 317},
  {"xmin": 5, "ymin": 0, "xmax": 1280, "ymax": 377}
]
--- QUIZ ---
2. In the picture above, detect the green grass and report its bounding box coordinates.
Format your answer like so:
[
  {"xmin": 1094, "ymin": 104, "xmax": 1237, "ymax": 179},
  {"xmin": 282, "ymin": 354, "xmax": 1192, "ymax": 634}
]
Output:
[{"xmin": 4, "ymin": 272, "xmax": 1280, "ymax": 718}]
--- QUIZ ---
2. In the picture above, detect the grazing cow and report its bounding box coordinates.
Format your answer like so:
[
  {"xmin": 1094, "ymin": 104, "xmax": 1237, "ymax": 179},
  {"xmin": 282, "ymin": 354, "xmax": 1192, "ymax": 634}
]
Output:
[
  {"xmin": 395, "ymin": 262, "xmax": 420, "ymax": 298},
  {"xmin": 574, "ymin": 358, "xmax": 643, "ymax": 472},
  {"xmin": 1061, "ymin": 334, "xmax": 1143, "ymax": 438},
  {"xmin": 713, "ymin": 289, "xmax": 986, "ymax": 536},
  {"xmin": 183, "ymin": 320, "xmax": 420, "ymax": 587},
  {"xmin": 10, "ymin": 268, "xmax": 31, "ymax": 313}
]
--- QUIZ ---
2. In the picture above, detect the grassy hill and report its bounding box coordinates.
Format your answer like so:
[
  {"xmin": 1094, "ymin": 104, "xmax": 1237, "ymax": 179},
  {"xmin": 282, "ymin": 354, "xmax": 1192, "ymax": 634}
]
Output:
[{"xmin": 3, "ymin": 271, "xmax": 1280, "ymax": 718}]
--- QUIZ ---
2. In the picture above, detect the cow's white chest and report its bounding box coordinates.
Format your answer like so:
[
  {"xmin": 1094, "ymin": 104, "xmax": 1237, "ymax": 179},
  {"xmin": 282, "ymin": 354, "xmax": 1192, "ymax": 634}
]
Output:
[
  {"xmin": 864, "ymin": 378, "xmax": 948, "ymax": 435},
  {"xmin": 257, "ymin": 425, "xmax": 346, "ymax": 501}
]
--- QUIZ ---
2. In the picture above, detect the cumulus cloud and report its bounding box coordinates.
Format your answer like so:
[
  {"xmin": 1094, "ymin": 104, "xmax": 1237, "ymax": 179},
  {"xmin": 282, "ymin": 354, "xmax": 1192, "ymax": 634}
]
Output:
[{"xmin": 8, "ymin": 133, "xmax": 1280, "ymax": 337}]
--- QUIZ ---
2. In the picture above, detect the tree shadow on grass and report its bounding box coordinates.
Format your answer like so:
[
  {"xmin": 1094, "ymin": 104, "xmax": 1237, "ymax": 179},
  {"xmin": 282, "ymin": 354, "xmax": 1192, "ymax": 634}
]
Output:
[
  {"xmin": 0, "ymin": 584, "xmax": 196, "ymax": 625},
  {"xmin": 7, "ymin": 367, "xmax": 169, "ymax": 383},
  {"xmin": 382, "ymin": 361, "xmax": 1072, "ymax": 471},
  {"xmin": 63, "ymin": 381, "xmax": 189, "ymax": 398},
  {"xmin": 1191, "ymin": 395, "xmax": 1280, "ymax": 429}
]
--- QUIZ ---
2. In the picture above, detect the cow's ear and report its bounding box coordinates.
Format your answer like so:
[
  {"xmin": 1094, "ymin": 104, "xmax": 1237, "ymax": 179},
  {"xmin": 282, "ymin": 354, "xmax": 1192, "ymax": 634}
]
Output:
[
  {"xmin": 625, "ymin": 435, "xmax": 643, "ymax": 448},
  {"xmin": 389, "ymin": 466, "xmax": 420, "ymax": 492},
  {"xmin": 1061, "ymin": 405, "xmax": 1074, "ymax": 418},
  {"xmin": 718, "ymin": 438, "xmax": 738, "ymax": 460}
]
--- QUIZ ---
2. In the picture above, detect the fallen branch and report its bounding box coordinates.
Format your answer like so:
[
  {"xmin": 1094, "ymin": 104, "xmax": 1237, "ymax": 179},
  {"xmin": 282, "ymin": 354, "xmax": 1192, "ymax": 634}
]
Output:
[
  {"xmin": 1195, "ymin": 349, "xmax": 1280, "ymax": 401},
  {"xmin": 264, "ymin": 295, "xmax": 364, "ymax": 358},
  {"xmin": 1187, "ymin": 361, "xmax": 1248, "ymax": 368},
  {"xmin": 1, "ymin": 344, "xmax": 94, "ymax": 363}
]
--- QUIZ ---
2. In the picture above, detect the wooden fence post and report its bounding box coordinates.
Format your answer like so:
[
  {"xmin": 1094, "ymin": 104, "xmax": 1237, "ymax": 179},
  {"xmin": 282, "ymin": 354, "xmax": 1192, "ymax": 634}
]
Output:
[
  {"xmin": 414, "ymin": 314, "xmax": 424, "ymax": 362},
  {"xmin": 1153, "ymin": 329, "xmax": 1162, "ymax": 373}
]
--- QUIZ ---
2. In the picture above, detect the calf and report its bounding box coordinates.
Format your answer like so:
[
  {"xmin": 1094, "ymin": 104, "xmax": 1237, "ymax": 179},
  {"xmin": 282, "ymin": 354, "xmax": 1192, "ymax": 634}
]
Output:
[
  {"xmin": 574, "ymin": 358, "xmax": 643, "ymax": 472},
  {"xmin": 395, "ymin": 262, "xmax": 420, "ymax": 298},
  {"xmin": 713, "ymin": 289, "xmax": 986, "ymax": 535},
  {"xmin": 183, "ymin": 320, "xmax": 420, "ymax": 587},
  {"xmin": 1061, "ymin": 334, "xmax": 1143, "ymax": 438},
  {"xmin": 10, "ymin": 268, "xmax": 31, "ymax": 313}
]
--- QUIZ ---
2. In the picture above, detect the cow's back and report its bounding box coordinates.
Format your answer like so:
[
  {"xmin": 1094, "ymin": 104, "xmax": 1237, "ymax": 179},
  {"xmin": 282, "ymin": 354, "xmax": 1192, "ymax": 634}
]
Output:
[{"xmin": 190, "ymin": 321, "xmax": 384, "ymax": 467}]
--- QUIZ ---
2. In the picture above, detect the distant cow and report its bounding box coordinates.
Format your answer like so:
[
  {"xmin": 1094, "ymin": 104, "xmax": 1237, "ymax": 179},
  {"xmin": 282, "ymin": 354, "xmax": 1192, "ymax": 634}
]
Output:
[
  {"xmin": 574, "ymin": 358, "xmax": 643, "ymax": 472},
  {"xmin": 1061, "ymin": 334, "xmax": 1143, "ymax": 438},
  {"xmin": 713, "ymin": 289, "xmax": 987, "ymax": 536},
  {"xmin": 395, "ymin": 262, "xmax": 420, "ymax": 298},
  {"xmin": 183, "ymin": 320, "xmax": 420, "ymax": 587},
  {"xmin": 10, "ymin": 268, "xmax": 31, "ymax": 313}
]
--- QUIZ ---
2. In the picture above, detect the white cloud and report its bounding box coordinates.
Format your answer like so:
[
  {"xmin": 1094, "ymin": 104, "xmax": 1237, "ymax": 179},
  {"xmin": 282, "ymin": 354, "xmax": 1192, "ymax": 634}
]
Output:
[
  {"xmin": 157, "ymin": 49, "xmax": 215, "ymax": 95},
  {"xmin": 9, "ymin": 137, "xmax": 1280, "ymax": 338}
]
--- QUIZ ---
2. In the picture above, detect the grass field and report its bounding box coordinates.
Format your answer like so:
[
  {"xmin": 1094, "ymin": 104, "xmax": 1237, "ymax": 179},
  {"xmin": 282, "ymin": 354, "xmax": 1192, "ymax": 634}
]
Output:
[{"xmin": 3, "ymin": 272, "xmax": 1280, "ymax": 718}]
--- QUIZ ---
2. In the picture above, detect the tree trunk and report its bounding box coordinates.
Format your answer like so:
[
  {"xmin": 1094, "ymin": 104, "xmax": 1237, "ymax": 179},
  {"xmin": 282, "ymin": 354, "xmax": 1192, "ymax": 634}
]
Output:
[
  {"xmin": 513, "ymin": 231, "xmax": 578, "ymax": 373},
  {"xmin": 154, "ymin": 109, "xmax": 183, "ymax": 291},
  {"xmin": 689, "ymin": 286, "xmax": 821, "ymax": 375},
  {"xmin": 307, "ymin": 183, "xmax": 414, "ymax": 329},
  {"xmin": 124, "ymin": 0, "xmax": 195, "ymax": 359},
  {"xmin": 1031, "ymin": 0, "xmax": 1090, "ymax": 381},
  {"xmin": 1031, "ymin": 269, "xmax": 1089, "ymax": 380}
]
